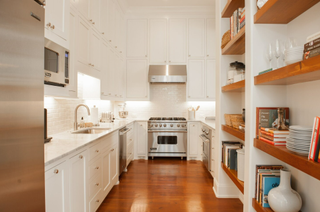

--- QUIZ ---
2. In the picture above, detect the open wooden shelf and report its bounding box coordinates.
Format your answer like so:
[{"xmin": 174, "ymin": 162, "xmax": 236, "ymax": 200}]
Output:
[
  {"xmin": 222, "ymin": 26, "xmax": 245, "ymax": 55},
  {"xmin": 221, "ymin": 0, "xmax": 245, "ymax": 18},
  {"xmin": 254, "ymin": 138, "xmax": 320, "ymax": 181},
  {"xmin": 254, "ymin": 0, "xmax": 320, "ymax": 24},
  {"xmin": 222, "ymin": 125, "xmax": 245, "ymax": 141},
  {"xmin": 222, "ymin": 80, "xmax": 245, "ymax": 92},
  {"xmin": 221, "ymin": 162, "xmax": 244, "ymax": 194},
  {"xmin": 252, "ymin": 198, "xmax": 273, "ymax": 212},
  {"xmin": 254, "ymin": 55, "xmax": 320, "ymax": 85}
]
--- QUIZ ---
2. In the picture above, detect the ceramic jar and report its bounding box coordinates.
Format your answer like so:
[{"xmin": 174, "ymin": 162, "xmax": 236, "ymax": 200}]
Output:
[{"xmin": 268, "ymin": 170, "xmax": 302, "ymax": 212}]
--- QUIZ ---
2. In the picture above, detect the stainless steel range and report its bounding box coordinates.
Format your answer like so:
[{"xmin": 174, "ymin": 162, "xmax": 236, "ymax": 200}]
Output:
[{"xmin": 148, "ymin": 117, "xmax": 187, "ymax": 158}]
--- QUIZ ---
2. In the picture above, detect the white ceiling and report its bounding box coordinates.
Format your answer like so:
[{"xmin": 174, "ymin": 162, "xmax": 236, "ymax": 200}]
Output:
[{"xmin": 126, "ymin": 0, "xmax": 215, "ymax": 7}]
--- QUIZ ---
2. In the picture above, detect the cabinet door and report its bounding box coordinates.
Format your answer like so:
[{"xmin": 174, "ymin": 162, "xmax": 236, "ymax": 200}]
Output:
[
  {"xmin": 68, "ymin": 8, "xmax": 77, "ymax": 96},
  {"xmin": 107, "ymin": 48, "xmax": 116, "ymax": 97},
  {"xmin": 188, "ymin": 123, "xmax": 199, "ymax": 157},
  {"xmin": 45, "ymin": 161, "xmax": 69, "ymax": 212},
  {"xmin": 77, "ymin": 16, "xmax": 90, "ymax": 66},
  {"xmin": 100, "ymin": 42, "xmax": 109, "ymax": 98},
  {"xmin": 100, "ymin": 0, "xmax": 108, "ymax": 39},
  {"xmin": 90, "ymin": 30, "xmax": 102, "ymax": 72},
  {"xmin": 78, "ymin": 0, "xmax": 90, "ymax": 20},
  {"xmin": 168, "ymin": 19, "xmax": 187, "ymax": 63},
  {"xmin": 127, "ymin": 19, "xmax": 148, "ymax": 58},
  {"xmin": 107, "ymin": 0, "xmax": 116, "ymax": 45},
  {"xmin": 149, "ymin": 19, "xmax": 167, "ymax": 63},
  {"xmin": 206, "ymin": 60, "xmax": 216, "ymax": 100},
  {"xmin": 114, "ymin": 55, "xmax": 123, "ymax": 98},
  {"xmin": 136, "ymin": 122, "xmax": 147, "ymax": 156},
  {"xmin": 206, "ymin": 19, "xmax": 216, "ymax": 59},
  {"xmin": 115, "ymin": 7, "xmax": 123, "ymax": 52},
  {"xmin": 101, "ymin": 149, "xmax": 111, "ymax": 196},
  {"xmin": 126, "ymin": 60, "xmax": 148, "ymax": 99},
  {"xmin": 90, "ymin": 0, "xmax": 101, "ymax": 32},
  {"xmin": 110, "ymin": 146, "xmax": 118, "ymax": 182},
  {"xmin": 188, "ymin": 60, "xmax": 205, "ymax": 99},
  {"xmin": 188, "ymin": 19, "xmax": 205, "ymax": 58},
  {"xmin": 69, "ymin": 151, "xmax": 87, "ymax": 212}
]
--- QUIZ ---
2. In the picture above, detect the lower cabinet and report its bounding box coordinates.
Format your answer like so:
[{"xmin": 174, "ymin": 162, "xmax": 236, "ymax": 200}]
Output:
[
  {"xmin": 187, "ymin": 122, "xmax": 201, "ymax": 159},
  {"xmin": 45, "ymin": 161, "xmax": 69, "ymax": 212},
  {"xmin": 69, "ymin": 150, "xmax": 87, "ymax": 212},
  {"xmin": 135, "ymin": 121, "xmax": 148, "ymax": 158}
]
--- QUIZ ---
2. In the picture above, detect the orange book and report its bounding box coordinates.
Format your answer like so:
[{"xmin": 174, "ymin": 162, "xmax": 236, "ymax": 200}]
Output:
[{"xmin": 309, "ymin": 117, "xmax": 320, "ymax": 161}]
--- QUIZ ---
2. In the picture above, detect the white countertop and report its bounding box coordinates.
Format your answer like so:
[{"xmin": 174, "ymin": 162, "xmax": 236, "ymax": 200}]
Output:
[{"xmin": 44, "ymin": 118, "xmax": 215, "ymax": 166}]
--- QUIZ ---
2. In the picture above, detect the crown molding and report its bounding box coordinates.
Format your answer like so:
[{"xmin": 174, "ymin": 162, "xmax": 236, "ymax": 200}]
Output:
[{"xmin": 126, "ymin": 6, "xmax": 215, "ymax": 15}]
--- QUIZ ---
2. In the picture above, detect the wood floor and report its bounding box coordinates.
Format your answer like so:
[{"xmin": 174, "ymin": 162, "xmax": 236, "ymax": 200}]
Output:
[{"xmin": 97, "ymin": 158, "xmax": 243, "ymax": 212}]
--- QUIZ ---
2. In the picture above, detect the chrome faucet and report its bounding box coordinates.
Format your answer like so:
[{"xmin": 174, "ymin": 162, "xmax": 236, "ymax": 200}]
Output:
[{"xmin": 74, "ymin": 104, "xmax": 91, "ymax": 131}]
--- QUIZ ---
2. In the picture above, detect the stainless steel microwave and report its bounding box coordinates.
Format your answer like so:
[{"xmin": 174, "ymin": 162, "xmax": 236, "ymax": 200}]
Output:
[{"xmin": 44, "ymin": 39, "xmax": 69, "ymax": 87}]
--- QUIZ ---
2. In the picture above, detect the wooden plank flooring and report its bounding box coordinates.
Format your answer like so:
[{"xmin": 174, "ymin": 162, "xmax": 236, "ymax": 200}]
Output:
[{"xmin": 97, "ymin": 158, "xmax": 243, "ymax": 212}]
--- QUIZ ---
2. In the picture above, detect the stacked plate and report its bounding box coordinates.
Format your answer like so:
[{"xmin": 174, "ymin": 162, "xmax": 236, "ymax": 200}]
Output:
[
  {"xmin": 286, "ymin": 125, "xmax": 312, "ymax": 156},
  {"xmin": 285, "ymin": 46, "xmax": 304, "ymax": 65}
]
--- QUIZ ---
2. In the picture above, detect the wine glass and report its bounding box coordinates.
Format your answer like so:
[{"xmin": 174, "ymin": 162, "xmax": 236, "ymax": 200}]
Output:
[
  {"xmin": 281, "ymin": 40, "xmax": 286, "ymax": 66},
  {"xmin": 267, "ymin": 43, "xmax": 273, "ymax": 69},
  {"xmin": 274, "ymin": 39, "xmax": 281, "ymax": 69}
]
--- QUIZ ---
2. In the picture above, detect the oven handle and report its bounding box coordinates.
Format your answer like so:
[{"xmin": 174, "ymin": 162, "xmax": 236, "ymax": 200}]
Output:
[
  {"xmin": 199, "ymin": 134, "xmax": 210, "ymax": 143},
  {"xmin": 148, "ymin": 130, "xmax": 187, "ymax": 133}
]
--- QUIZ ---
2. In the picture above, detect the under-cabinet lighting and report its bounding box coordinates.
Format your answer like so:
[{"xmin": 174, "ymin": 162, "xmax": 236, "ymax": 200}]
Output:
[{"xmin": 166, "ymin": 65, "xmax": 169, "ymax": 76}]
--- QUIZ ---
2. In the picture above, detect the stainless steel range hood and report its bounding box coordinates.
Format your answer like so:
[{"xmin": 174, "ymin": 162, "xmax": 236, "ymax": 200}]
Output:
[{"xmin": 148, "ymin": 65, "xmax": 187, "ymax": 83}]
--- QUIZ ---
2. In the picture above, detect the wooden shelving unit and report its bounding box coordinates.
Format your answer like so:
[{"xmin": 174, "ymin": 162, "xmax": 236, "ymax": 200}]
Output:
[
  {"xmin": 222, "ymin": 80, "xmax": 245, "ymax": 92},
  {"xmin": 254, "ymin": 139, "xmax": 320, "ymax": 181},
  {"xmin": 221, "ymin": 0, "xmax": 245, "ymax": 18},
  {"xmin": 221, "ymin": 162, "xmax": 244, "ymax": 194},
  {"xmin": 222, "ymin": 124, "xmax": 245, "ymax": 141},
  {"xmin": 252, "ymin": 198, "xmax": 273, "ymax": 212},
  {"xmin": 254, "ymin": 0, "xmax": 320, "ymax": 24},
  {"xmin": 254, "ymin": 55, "xmax": 320, "ymax": 85},
  {"xmin": 222, "ymin": 26, "xmax": 245, "ymax": 55}
]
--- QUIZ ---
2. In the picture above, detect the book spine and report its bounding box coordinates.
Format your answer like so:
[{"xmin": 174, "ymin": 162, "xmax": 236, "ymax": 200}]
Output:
[
  {"xmin": 230, "ymin": 16, "xmax": 233, "ymax": 39},
  {"xmin": 304, "ymin": 43, "xmax": 320, "ymax": 52},
  {"xmin": 260, "ymin": 137, "xmax": 275, "ymax": 145},
  {"xmin": 309, "ymin": 117, "xmax": 319, "ymax": 160},
  {"xmin": 304, "ymin": 47, "xmax": 320, "ymax": 60},
  {"xmin": 312, "ymin": 117, "xmax": 320, "ymax": 161},
  {"xmin": 309, "ymin": 117, "xmax": 317, "ymax": 160},
  {"xmin": 240, "ymin": 15, "xmax": 245, "ymax": 23},
  {"xmin": 237, "ymin": 8, "xmax": 240, "ymax": 33},
  {"xmin": 304, "ymin": 37, "xmax": 320, "ymax": 52}
]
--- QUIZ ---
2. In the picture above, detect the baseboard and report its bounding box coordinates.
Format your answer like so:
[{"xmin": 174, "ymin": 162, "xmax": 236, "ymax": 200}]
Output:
[{"xmin": 213, "ymin": 178, "xmax": 240, "ymax": 198}]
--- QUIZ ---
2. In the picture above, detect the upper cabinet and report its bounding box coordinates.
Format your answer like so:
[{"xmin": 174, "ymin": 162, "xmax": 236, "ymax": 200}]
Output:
[
  {"xmin": 107, "ymin": 0, "xmax": 117, "ymax": 46},
  {"xmin": 77, "ymin": 0, "xmax": 90, "ymax": 21},
  {"xmin": 188, "ymin": 19, "xmax": 205, "ymax": 58},
  {"xmin": 168, "ymin": 19, "xmax": 187, "ymax": 64},
  {"xmin": 127, "ymin": 19, "xmax": 148, "ymax": 59},
  {"xmin": 187, "ymin": 60, "xmax": 205, "ymax": 99},
  {"xmin": 206, "ymin": 18, "xmax": 216, "ymax": 59},
  {"xmin": 126, "ymin": 60, "xmax": 149, "ymax": 100},
  {"xmin": 89, "ymin": 0, "xmax": 101, "ymax": 32},
  {"xmin": 77, "ymin": 16, "xmax": 91, "ymax": 67},
  {"xmin": 206, "ymin": 60, "xmax": 216, "ymax": 100},
  {"xmin": 45, "ymin": 0, "xmax": 69, "ymax": 48},
  {"xmin": 149, "ymin": 19, "xmax": 167, "ymax": 64}
]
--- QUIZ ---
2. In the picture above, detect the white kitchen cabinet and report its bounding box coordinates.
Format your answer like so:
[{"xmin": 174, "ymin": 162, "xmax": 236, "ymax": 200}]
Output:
[
  {"xmin": 115, "ymin": 7, "xmax": 123, "ymax": 54},
  {"xmin": 188, "ymin": 122, "xmax": 200, "ymax": 158},
  {"xmin": 77, "ymin": 0, "xmax": 90, "ymax": 21},
  {"xmin": 206, "ymin": 60, "xmax": 216, "ymax": 100},
  {"xmin": 45, "ymin": 161, "xmax": 69, "ymax": 212},
  {"xmin": 90, "ymin": 29, "xmax": 102, "ymax": 73},
  {"xmin": 100, "ymin": 0, "xmax": 108, "ymax": 40},
  {"xmin": 110, "ymin": 145, "xmax": 118, "ymax": 182},
  {"xmin": 100, "ymin": 41, "xmax": 109, "ymax": 99},
  {"xmin": 188, "ymin": 19, "xmax": 205, "ymax": 58},
  {"xmin": 68, "ymin": 8, "xmax": 77, "ymax": 97},
  {"xmin": 77, "ymin": 16, "xmax": 91, "ymax": 67},
  {"xmin": 114, "ymin": 56, "xmax": 124, "ymax": 99},
  {"xmin": 45, "ymin": 0, "xmax": 69, "ymax": 48},
  {"xmin": 149, "ymin": 19, "xmax": 167, "ymax": 63},
  {"xmin": 127, "ymin": 19, "xmax": 148, "ymax": 59},
  {"xmin": 107, "ymin": 48, "xmax": 116, "ymax": 97},
  {"xmin": 187, "ymin": 60, "xmax": 205, "ymax": 99},
  {"xmin": 107, "ymin": 0, "xmax": 116, "ymax": 45},
  {"xmin": 89, "ymin": 0, "xmax": 101, "ymax": 32},
  {"xmin": 69, "ymin": 150, "xmax": 87, "ymax": 212},
  {"xmin": 135, "ymin": 122, "xmax": 148, "ymax": 158},
  {"xmin": 206, "ymin": 19, "xmax": 216, "ymax": 59},
  {"xmin": 168, "ymin": 19, "xmax": 187, "ymax": 64},
  {"xmin": 126, "ymin": 60, "xmax": 148, "ymax": 100},
  {"xmin": 101, "ymin": 148, "xmax": 111, "ymax": 196}
]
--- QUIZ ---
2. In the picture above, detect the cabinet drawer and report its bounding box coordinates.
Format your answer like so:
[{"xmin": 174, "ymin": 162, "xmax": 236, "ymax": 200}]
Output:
[
  {"xmin": 89, "ymin": 191, "xmax": 102, "ymax": 212},
  {"xmin": 127, "ymin": 141, "xmax": 134, "ymax": 157},
  {"xmin": 89, "ymin": 142, "xmax": 101, "ymax": 161},
  {"xmin": 101, "ymin": 131, "xmax": 118, "ymax": 151},
  {"xmin": 88, "ymin": 172, "xmax": 102, "ymax": 200},
  {"xmin": 88, "ymin": 157, "xmax": 102, "ymax": 180},
  {"xmin": 127, "ymin": 151, "xmax": 133, "ymax": 166}
]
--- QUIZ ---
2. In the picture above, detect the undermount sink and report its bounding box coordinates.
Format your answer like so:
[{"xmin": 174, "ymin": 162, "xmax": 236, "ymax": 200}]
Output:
[{"xmin": 72, "ymin": 128, "xmax": 111, "ymax": 134}]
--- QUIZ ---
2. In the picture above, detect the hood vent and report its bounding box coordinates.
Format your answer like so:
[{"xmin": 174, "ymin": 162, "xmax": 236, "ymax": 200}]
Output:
[{"xmin": 148, "ymin": 65, "xmax": 187, "ymax": 83}]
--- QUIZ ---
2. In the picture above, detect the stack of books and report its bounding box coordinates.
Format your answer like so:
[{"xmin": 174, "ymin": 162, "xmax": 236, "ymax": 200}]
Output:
[
  {"xmin": 304, "ymin": 37, "xmax": 320, "ymax": 60},
  {"xmin": 309, "ymin": 116, "xmax": 320, "ymax": 162},
  {"xmin": 230, "ymin": 7, "xmax": 245, "ymax": 39},
  {"xmin": 222, "ymin": 141, "xmax": 242, "ymax": 170},
  {"xmin": 259, "ymin": 127, "xmax": 289, "ymax": 146},
  {"xmin": 255, "ymin": 165, "xmax": 283, "ymax": 208}
]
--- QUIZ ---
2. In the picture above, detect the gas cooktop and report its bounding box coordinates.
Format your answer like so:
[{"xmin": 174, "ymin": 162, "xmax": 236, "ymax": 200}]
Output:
[{"xmin": 149, "ymin": 117, "xmax": 186, "ymax": 121}]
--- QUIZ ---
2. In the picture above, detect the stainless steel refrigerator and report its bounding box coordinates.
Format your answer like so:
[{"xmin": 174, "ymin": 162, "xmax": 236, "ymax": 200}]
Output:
[{"xmin": 0, "ymin": 0, "xmax": 45, "ymax": 211}]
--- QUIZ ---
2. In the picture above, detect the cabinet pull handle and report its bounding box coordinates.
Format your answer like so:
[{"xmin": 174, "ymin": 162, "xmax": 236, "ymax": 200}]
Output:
[
  {"xmin": 95, "ymin": 166, "xmax": 100, "ymax": 169},
  {"xmin": 95, "ymin": 183, "xmax": 100, "ymax": 186},
  {"xmin": 111, "ymin": 149, "xmax": 115, "ymax": 152},
  {"xmin": 79, "ymin": 155, "xmax": 83, "ymax": 159},
  {"xmin": 95, "ymin": 150, "xmax": 99, "ymax": 153},
  {"xmin": 54, "ymin": 169, "xmax": 59, "ymax": 174}
]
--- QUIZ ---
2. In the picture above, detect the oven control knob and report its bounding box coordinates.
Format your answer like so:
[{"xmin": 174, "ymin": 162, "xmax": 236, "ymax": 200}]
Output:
[
  {"xmin": 150, "ymin": 124, "xmax": 153, "ymax": 127},
  {"xmin": 164, "ymin": 124, "xmax": 167, "ymax": 127},
  {"xmin": 155, "ymin": 124, "xmax": 158, "ymax": 127},
  {"xmin": 170, "ymin": 124, "xmax": 173, "ymax": 127},
  {"xmin": 182, "ymin": 124, "xmax": 186, "ymax": 127},
  {"xmin": 177, "ymin": 124, "xmax": 180, "ymax": 127},
  {"xmin": 159, "ymin": 124, "xmax": 162, "ymax": 127}
]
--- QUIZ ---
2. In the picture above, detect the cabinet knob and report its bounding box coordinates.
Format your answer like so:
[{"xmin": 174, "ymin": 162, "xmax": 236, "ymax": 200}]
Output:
[
  {"xmin": 188, "ymin": 96, "xmax": 190, "ymax": 98},
  {"xmin": 102, "ymin": 32, "xmax": 105, "ymax": 35},
  {"xmin": 95, "ymin": 183, "xmax": 100, "ymax": 186},
  {"xmin": 96, "ymin": 200, "xmax": 100, "ymax": 203},
  {"xmin": 109, "ymin": 40, "xmax": 112, "ymax": 42},
  {"xmin": 79, "ymin": 155, "xmax": 83, "ymax": 159},
  {"xmin": 109, "ymin": 93, "xmax": 111, "ymax": 95},
  {"xmin": 115, "ymin": 46, "xmax": 117, "ymax": 48},
  {"xmin": 90, "ymin": 19, "xmax": 93, "ymax": 22},
  {"xmin": 111, "ymin": 149, "xmax": 115, "ymax": 152},
  {"xmin": 92, "ymin": 22, "xmax": 95, "ymax": 25},
  {"xmin": 46, "ymin": 22, "xmax": 51, "ymax": 27},
  {"xmin": 115, "ymin": 94, "xmax": 118, "ymax": 96},
  {"xmin": 54, "ymin": 169, "xmax": 59, "ymax": 174},
  {"xmin": 95, "ymin": 150, "xmax": 99, "ymax": 153},
  {"xmin": 207, "ymin": 55, "xmax": 209, "ymax": 57},
  {"xmin": 169, "ymin": 61, "xmax": 171, "ymax": 62},
  {"xmin": 189, "ymin": 55, "xmax": 191, "ymax": 57},
  {"xmin": 120, "ymin": 51, "xmax": 122, "ymax": 53},
  {"xmin": 145, "ymin": 55, "xmax": 147, "ymax": 57},
  {"xmin": 164, "ymin": 61, "xmax": 166, "ymax": 62},
  {"xmin": 50, "ymin": 25, "xmax": 55, "ymax": 29},
  {"xmin": 89, "ymin": 63, "xmax": 92, "ymax": 66},
  {"xmin": 95, "ymin": 166, "xmax": 100, "ymax": 169},
  {"xmin": 207, "ymin": 96, "xmax": 209, "ymax": 98}
]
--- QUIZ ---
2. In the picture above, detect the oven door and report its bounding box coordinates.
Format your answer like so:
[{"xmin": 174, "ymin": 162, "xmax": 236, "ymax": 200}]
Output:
[
  {"xmin": 148, "ymin": 131, "xmax": 187, "ymax": 154},
  {"xmin": 200, "ymin": 134, "xmax": 210, "ymax": 170}
]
